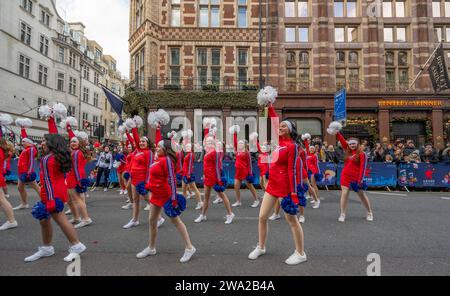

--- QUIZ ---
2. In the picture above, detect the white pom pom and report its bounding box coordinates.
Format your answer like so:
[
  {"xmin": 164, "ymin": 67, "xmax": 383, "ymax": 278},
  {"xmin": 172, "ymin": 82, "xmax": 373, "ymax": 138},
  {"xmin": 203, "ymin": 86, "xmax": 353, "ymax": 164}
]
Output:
[
  {"xmin": 250, "ymin": 132, "xmax": 258, "ymax": 142},
  {"xmin": 53, "ymin": 103, "xmax": 67, "ymax": 119},
  {"xmin": 301, "ymin": 133, "xmax": 311, "ymax": 141},
  {"xmin": 203, "ymin": 118, "xmax": 211, "ymax": 128},
  {"xmin": 229, "ymin": 125, "xmax": 241, "ymax": 135},
  {"xmin": 76, "ymin": 131, "xmax": 89, "ymax": 141},
  {"xmin": 156, "ymin": 109, "xmax": 170, "ymax": 126},
  {"xmin": 147, "ymin": 112, "xmax": 158, "ymax": 128},
  {"xmin": 0, "ymin": 114, "xmax": 13, "ymax": 126},
  {"xmin": 167, "ymin": 131, "xmax": 177, "ymax": 139},
  {"xmin": 113, "ymin": 160, "xmax": 121, "ymax": 169},
  {"xmin": 1, "ymin": 126, "xmax": 5, "ymax": 135},
  {"xmin": 209, "ymin": 127, "xmax": 217, "ymax": 136},
  {"xmin": 133, "ymin": 116, "xmax": 143, "ymax": 128},
  {"xmin": 257, "ymin": 86, "xmax": 278, "ymax": 106},
  {"xmin": 67, "ymin": 117, "xmax": 77, "ymax": 128},
  {"xmin": 15, "ymin": 118, "xmax": 33, "ymax": 128},
  {"xmin": 118, "ymin": 125, "xmax": 127, "ymax": 135},
  {"xmin": 187, "ymin": 129, "xmax": 193, "ymax": 139},
  {"xmin": 327, "ymin": 121, "xmax": 343, "ymax": 135},
  {"xmin": 125, "ymin": 118, "xmax": 136, "ymax": 129},
  {"xmin": 38, "ymin": 105, "xmax": 52, "ymax": 119}
]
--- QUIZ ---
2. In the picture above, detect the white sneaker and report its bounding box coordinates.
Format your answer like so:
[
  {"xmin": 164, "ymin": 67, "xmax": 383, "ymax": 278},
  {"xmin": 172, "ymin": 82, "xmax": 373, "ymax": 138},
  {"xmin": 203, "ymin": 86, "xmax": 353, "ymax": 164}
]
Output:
[
  {"xmin": 24, "ymin": 246, "xmax": 55, "ymax": 262},
  {"xmin": 366, "ymin": 212, "xmax": 374, "ymax": 222},
  {"xmin": 121, "ymin": 203, "xmax": 133, "ymax": 210},
  {"xmin": 74, "ymin": 219, "xmax": 93, "ymax": 229},
  {"xmin": 213, "ymin": 197, "xmax": 223, "ymax": 204},
  {"xmin": 251, "ymin": 199, "xmax": 261, "ymax": 208},
  {"xmin": 144, "ymin": 204, "xmax": 151, "ymax": 211},
  {"xmin": 13, "ymin": 204, "xmax": 29, "ymax": 211},
  {"xmin": 5, "ymin": 194, "xmax": 10, "ymax": 198},
  {"xmin": 194, "ymin": 214, "xmax": 207, "ymax": 223},
  {"xmin": 269, "ymin": 213, "xmax": 281, "ymax": 221},
  {"xmin": 299, "ymin": 215, "xmax": 305, "ymax": 224},
  {"xmin": 123, "ymin": 219, "xmax": 139, "ymax": 229},
  {"xmin": 232, "ymin": 201, "xmax": 242, "ymax": 207},
  {"xmin": 180, "ymin": 247, "xmax": 196, "ymax": 263},
  {"xmin": 157, "ymin": 217, "xmax": 165, "ymax": 228},
  {"xmin": 103, "ymin": 188, "xmax": 108, "ymax": 192},
  {"xmin": 225, "ymin": 213, "xmax": 235, "ymax": 225},
  {"xmin": 285, "ymin": 251, "xmax": 307, "ymax": 265},
  {"xmin": 64, "ymin": 243, "xmax": 87, "ymax": 262},
  {"xmin": 136, "ymin": 247, "xmax": 157, "ymax": 259},
  {"xmin": 119, "ymin": 190, "xmax": 124, "ymax": 195},
  {"xmin": 312, "ymin": 201, "xmax": 321, "ymax": 209},
  {"xmin": 65, "ymin": 209, "xmax": 72, "ymax": 215},
  {"xmin": 0, "ymin": 220, "xmax": 18, "ymax": 231},
  {"xmin": 68, "ymin": 218, "xmax": 81, "ymax": 224},
  {"xmin": 338, "ymin": 213, "xmax": 346, "ymax": 223},
  {"xmin": 90, "ymin": 186, "xmax": 96, "ymax": 192},
  {"xmin": 195, "ymin": 202, "xmax": 204, "ymax": 211},
  {"xmin": 248, "ymin": 246, "xmax": 266, "ymax": 260},
  {"xmin": 123, "ymin": 190, "xmax": 128, "ymax": 195}
]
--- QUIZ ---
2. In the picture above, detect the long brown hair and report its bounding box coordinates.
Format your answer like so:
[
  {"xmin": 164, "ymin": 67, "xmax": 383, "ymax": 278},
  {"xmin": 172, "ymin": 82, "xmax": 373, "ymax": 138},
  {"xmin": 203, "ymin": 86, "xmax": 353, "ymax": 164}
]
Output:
[
  {"xmin": 344, "ymin": 138, "xmax": 362, "ymax": 163},
  {"xmin": 0, "ymin": 138, "xmax": 8, "ymax": 154},
  {"xmin": 79, "ymin": 141, "xmax": 92, "ymax": 161},
  {"xmin": 161, "ymin": 139, "xmax": 177, "ymax": 163}
]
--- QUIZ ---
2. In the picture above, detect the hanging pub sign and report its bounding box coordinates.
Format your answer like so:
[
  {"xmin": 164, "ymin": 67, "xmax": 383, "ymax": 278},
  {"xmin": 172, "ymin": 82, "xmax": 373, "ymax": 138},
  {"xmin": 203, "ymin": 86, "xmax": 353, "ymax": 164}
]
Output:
[{"xmin": 428, "ymin": 43, "xmax": 450, "ymax": 93}]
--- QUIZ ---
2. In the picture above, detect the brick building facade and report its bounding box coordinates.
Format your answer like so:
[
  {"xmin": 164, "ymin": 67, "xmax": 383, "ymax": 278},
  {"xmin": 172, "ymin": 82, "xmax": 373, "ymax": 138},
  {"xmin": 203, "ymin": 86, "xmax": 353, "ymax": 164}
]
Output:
[{"xmin": 128, "ymin": 0, "xmax": 450, "ymax": 148}]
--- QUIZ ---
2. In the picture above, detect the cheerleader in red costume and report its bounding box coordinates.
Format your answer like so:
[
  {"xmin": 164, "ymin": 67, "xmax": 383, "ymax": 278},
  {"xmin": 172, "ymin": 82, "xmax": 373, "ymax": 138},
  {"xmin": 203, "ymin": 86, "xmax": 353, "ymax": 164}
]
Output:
[
  {"xmin": 122, "ymin": 115, "xmax": 155, "ymax": 229},
  {"xmin": 302, "ymin": 133, "xmax": 321, "ymax": 209},
  {"xmin": 121, "ymin": 138, "xmax": 135, "ymax": 210},
  {"xmin": 13, "ymin": 118, "xmax": 40, "ymax": 210},
  {"xmin": 229, "ymin": 125, "xmax": 260, "ymax": 208},
  {"xmin": 327, "ymin": 121, "xmax": 373, "ymax": 223},
  {"xmin": 248, "ymin": 87, "xmax": 307, "ymax": 265},
  {"xmin": 0, "ymin": 114, "xmax": 18, "ymax": 231},
  {"xmin": 194, "ymin": 118, "xmax": 235, "ymax": 224},
  {"xmin": 116, "ymin": 125, "xmax": 130, "ymax": 197},
  {"xmin": 136, "ymin": 139, "xmax": 196, "ymax": 263},
  {"xmin": 62, "ymin": 117, "xmax": 93, "ymax": 229},
  {"xmin": 25, "ymin": 103, "xmax": 86, "ymax": 263},
  {"xmin": 180, "ymin": 129, "xmax": 203, "ymax": 210},
  {"xmin": 251, "ymin": 133, "xmax": 270, "ymax": 191}
]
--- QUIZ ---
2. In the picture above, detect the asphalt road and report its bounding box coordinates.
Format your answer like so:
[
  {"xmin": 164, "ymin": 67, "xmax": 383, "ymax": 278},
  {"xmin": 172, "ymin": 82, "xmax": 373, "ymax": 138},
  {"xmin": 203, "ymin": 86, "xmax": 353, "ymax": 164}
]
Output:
[{"xmin": 0, "ymin": 184, "xmax": 449, "ymax": 276}]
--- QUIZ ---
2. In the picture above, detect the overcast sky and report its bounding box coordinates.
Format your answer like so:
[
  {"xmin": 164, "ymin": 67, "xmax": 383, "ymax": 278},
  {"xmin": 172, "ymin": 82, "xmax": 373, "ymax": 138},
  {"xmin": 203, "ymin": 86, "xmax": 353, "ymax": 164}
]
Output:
[{"xmin": 56, "ymin": 0, "xmax": 130, "ymax": 78}]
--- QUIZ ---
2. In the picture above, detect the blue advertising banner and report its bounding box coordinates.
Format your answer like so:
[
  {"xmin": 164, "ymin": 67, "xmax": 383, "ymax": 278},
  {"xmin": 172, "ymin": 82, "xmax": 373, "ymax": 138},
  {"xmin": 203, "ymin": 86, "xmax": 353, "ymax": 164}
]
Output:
[
  {"xmin": 398, "ymin": 163, "xmax": 450, "ymax": 188},
  {"xmin": 317, "ymin": 163, "xmax": 337, "ymax": 186},
  {"xmin": 336, "ymin": 162, "xmax": 397, "ymax": 187},
  {"xmin": 334, "ymin": 88, "xmax": 347, "ymax": 122}
]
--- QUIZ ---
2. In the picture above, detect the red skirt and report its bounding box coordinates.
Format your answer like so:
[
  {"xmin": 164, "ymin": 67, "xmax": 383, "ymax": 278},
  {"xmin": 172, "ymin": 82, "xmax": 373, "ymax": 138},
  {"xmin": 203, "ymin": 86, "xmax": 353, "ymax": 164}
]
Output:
[
  {"xmin": 0, "ymin": 174, "xmax": 6, "ymax": 187},
  {"xmin": 149, "ymin": 193, "xmax": 170, "ymax": 207},
  {"xmin": 234, "ymin": 168, "xmax": 248, "ymax": 181},
  {"xmin": 131, "ymin": 171, "xmax": 146, "ymax": 186},
  {"xmin": 66, "ymin": 174, "xmax": 77, "ymax": 190}
]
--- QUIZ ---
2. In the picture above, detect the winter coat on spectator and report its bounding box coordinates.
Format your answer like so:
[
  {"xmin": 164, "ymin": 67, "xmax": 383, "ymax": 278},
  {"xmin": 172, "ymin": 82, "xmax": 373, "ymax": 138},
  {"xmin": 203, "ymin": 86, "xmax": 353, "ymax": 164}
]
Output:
[{"xmin": 325, "ymin": 150, "xmax": 339, "ymax": 163}]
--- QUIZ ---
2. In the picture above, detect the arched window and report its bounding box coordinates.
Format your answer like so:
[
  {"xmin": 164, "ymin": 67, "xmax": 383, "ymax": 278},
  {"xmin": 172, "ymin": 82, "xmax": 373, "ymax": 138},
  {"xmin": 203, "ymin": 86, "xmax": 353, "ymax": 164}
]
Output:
[
  {"xmin": 385, "ymin": 51, "xmax": 394, "ymax": 66},
  {"xmin": 398, "ymin": 51, "xmax": 408, "ymax": 66},
  {"xmin": 349, "ymin": 51, "xmax": 358, "ymax": 64},
  {"xmin": 299, "ymin": 51, "xmax": 309, "ymax": 65},
  {"xmin": 336, "ymin": 51, "xmax": 345, "ymax": 63},
  {"xmin": 286, "ymin": 51, "xmax": 296, "ymax": 67}
]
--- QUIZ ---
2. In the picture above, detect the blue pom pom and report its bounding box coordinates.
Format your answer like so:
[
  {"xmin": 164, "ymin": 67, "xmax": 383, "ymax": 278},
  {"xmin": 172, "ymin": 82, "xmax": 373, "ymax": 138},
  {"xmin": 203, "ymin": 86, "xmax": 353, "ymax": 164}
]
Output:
[
  {"xmin": 281, "ymin": 195, "xmax": 299, "ymax": 216},
  {"xmin": 55, "ymin": 198, "xmax": 65, "ymax": 213},
  {"xmin": 20, "ymin": 172, "xmax": 36, "ymax": 183},
  {"xmin": 19, "ymin": 173, "xmax": 27, "ymax": 183},
  {"xmin": 265, "ymin": 172, "xmax": 269, "ymax": 180},
  {"xmin": 183, "ymin": 174, "xmax": 196, "ymax": 184},
  {"xmin": 213, "ymin": 184, "xmax": 226, "ymax": 193},
  {"xmin": 360, "ymin": 181, "xmax": 368, "ymax": 191},
  {"xmin": 123, "ymin": 172, "xmax": 130, "ymax": 181},
  {"xmin": 176, "ymin": 173, "xmax": 182, "ymax": 182},
  {"xmin": 136, "ymin": 182, "xmax": 148, "ymax": 196},
  {"xmin": 246, "ymin": 175, "xmax": 255, "ymax": 184},
  {"xmin": 5, "ymin": 170, "xmax": 11, "ymax": 176},
  {"xmin": 297, "ymin": 183, "xmax": 309, "ymax": 195},
  {"xmin": 299, "ymin": 197, "xmax": 307, "ymax": 208},
  {"xmin": 80, "ymin": 178, "xmax": 90, "ymax": 187},
  {"xmin": 314, "ymin": 173, "xmax": 324, "ymax": 182},
  {"xmin": 164, "ymin": 194, "xmax": 187, "ymax": 218},
  {"xmin": 31, "ymin": 202, "xmax": 50, "ymax": 220},
  {"xmin": 75, "ymin": 185, "xmax": 87, "ymax": 194},
  {"xmin": 28, "ymin": 172, "xmax": 37, "ymax": 182},
  {"xmin": 307, "ymin": 170, "xmax": 312, "ymax": 179},
  {"xmin": 350, "ymin": 181, "xmax": 360, "ymax": 192}
]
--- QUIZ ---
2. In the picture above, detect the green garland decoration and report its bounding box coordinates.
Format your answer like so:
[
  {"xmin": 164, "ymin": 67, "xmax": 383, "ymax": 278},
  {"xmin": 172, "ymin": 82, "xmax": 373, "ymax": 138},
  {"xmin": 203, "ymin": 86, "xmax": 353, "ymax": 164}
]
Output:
[{"xmin": 346, "ymin": 117, "xmax": 378, "ymax": 142}]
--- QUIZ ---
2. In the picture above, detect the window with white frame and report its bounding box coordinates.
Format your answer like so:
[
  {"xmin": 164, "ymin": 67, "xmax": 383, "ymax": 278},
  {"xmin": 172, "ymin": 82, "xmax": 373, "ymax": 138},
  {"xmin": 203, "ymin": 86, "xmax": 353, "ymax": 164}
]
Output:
[
  {"xmin": 382, "ymin": 0, "xmax": 406, "ymax": 17},
  {"xmin": 434, "ymin": 26, "xmax": 450, "ymax": 42},
  {"xmin": 69, "ymin": 77, "xmax": 77, "ymax": 95},
  {"xmin": 83, "ymin": 65, "xmax": 90, "ymax": 81},
  {"xmin": 69, "ymin": 51, "xmax": 77, "ymax": 68},
  {"xmin": 135, "ymin": 0, "xmax": 144, "ymax": 29},
  {"xmin": 285, "ymin": 0, "xmax": 309, "ymax": 17},
  {"xmin": 286, "ymin": 50, "xmax": 310, "ymax": 91},
  {"xmin": 38, "ymin": 64, "xmax": 48, "ymax": 86},
  {"xmin": 285, "ymin": 27, "xmax": 309, "ymax": 42},
  {"xmin": 83, "ymin": 87, "xmax": 90, "ymax": 103},
  {"xmin": 432, "ymin": 0, "xmax": 450, "ymax": 17},
  {"xmin": 171, "ymin": 0, "xmax": 181, "ymax": 27},
  {"xmin": 334, "ymin": 0, "xmax": 357, "ymax": 17},
  {"xmin": 237, "ymin": 48, "xmax": 248, "ymax": 87},
  {"xmin": 199, "ymin": 0, "xmax": 220, "ymax": 28},
  {"xmin": 335, "ymin": 26, "xmax": 359, "ymax": 42},
  {"xmin": 40, "ymin": 9, "xmax": 50, "ymax": 26},
  {"xmin": 169, "ymin": 47, "xmax": 181, "ymax": 85},
  {"xmin": 21, "ymin": 0, "xmax": 33, "ymax": 14},
  {"xmin": 58, "ymin": 47, "xmax": 65, "ymax": 63},
  {"xmin": 20, "ymin": 22, "xmax": 31, "ymax": 45},
  {"xmin": 93, "ymin": 93, "xmax": 99, "ymax": 107},
  {"xmin": 94, "ymin": 72, "xmax": 100, "ymax": 85},
  {"xmin": 57, "ymin": 73, "xmax": 65, "ymax": 91},
  {"xmin": 238, "ymin": 0, "xmax": 248, "ymax": 28},
  {"xmin": 68, "ymin": 105, "xmax": 76, "ymax": 117},
  {"xmin": 39, "ymin": 35, "xmax": 49, "ymax": 56},
  {"xmin": 385, "ymin": 50, "xmax": 410, "ymax": 90},
  {"xmin": 335, "ymin": 50, "xmax": 360, "ymax": 91},
  {"xmin": 19, "ymin": 54, "xmax": 30, "ymax": 78},
  {"xmin": 134, "ymin": 47, "xmax": 145, "ymax": 89},
  {"xmin": 384, "ymin": 26, "xmax": 407, "ymax": 42}
]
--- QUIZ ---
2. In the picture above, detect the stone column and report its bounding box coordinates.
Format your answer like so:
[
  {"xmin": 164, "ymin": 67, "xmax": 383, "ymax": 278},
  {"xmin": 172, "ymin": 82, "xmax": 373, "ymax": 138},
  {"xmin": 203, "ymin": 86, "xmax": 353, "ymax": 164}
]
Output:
[
  {"xmin": 378, "ymin": 109, "xmax": 390, "ymax": 142},
  {"xmin": 432, "ymin": 109, "xmax": 444, "ymax": 149},
  {"xmin": 324, "ymin": 109, "xmax": 335, "ymax": 145}
]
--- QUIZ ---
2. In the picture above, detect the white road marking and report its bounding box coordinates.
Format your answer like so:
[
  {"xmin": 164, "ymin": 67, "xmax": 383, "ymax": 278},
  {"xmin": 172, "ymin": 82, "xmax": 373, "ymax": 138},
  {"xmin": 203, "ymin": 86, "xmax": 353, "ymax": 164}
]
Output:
[
  {"xmin": 367, "ymin": 192, "xmax": 407, "ymax": 197},
  {"xmin": 440, "ymin": 197, "xmax": 450, "ymax": 200}
]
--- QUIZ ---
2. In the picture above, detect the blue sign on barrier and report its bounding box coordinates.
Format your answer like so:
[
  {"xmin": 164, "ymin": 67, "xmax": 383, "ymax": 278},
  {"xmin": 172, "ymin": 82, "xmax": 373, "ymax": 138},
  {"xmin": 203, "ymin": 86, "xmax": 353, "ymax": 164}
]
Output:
[
  {"xmin": 398, "ymin": 163, "xmax": 450, "ymax": 188},
  {"xmin": 317, "ymin": 163, "xmax": 337, "ymax": 186},
  {"xmin": 365, "ymin": 163, "xmax": 398, "ymax": 187}
]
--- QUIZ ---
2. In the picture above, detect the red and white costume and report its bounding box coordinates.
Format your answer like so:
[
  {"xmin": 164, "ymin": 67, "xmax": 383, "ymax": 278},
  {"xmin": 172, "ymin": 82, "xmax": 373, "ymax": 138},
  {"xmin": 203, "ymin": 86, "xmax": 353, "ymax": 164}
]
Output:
[
  {"xmin": 130, "ymin": 127, "xmax": 154, "ymax": 187},
  {"xmin": 232, "ymin": 131, "xmax": 253, "ymax": 181},
  {"xmin": 336, "ymin": 132, "xmax": 368, "ymax": 188},
  {"xmin": 303, "ymin": 140, "xmax": 320, "ymax": 178},
  {"xmin": 182, "ymin": 151, "xmax": 195, "ymax": 182},
  {"xmin": 146, "ymin": 156, "xmax": 177, "ymax": 207},
  {"xmin": 18, "ymin": 145, "xmax": 37, "ymax": 181},
  {"xmin": 203, "ymin": 149, "xmax": 224, "ymax": 188}
]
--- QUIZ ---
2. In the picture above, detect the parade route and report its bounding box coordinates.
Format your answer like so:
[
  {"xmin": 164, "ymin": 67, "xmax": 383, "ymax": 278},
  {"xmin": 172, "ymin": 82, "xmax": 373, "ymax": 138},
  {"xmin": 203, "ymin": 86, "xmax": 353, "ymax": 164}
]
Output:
[{"xmin": 0, "ymin": 185, "xmax": 449, "ymax": 276}]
